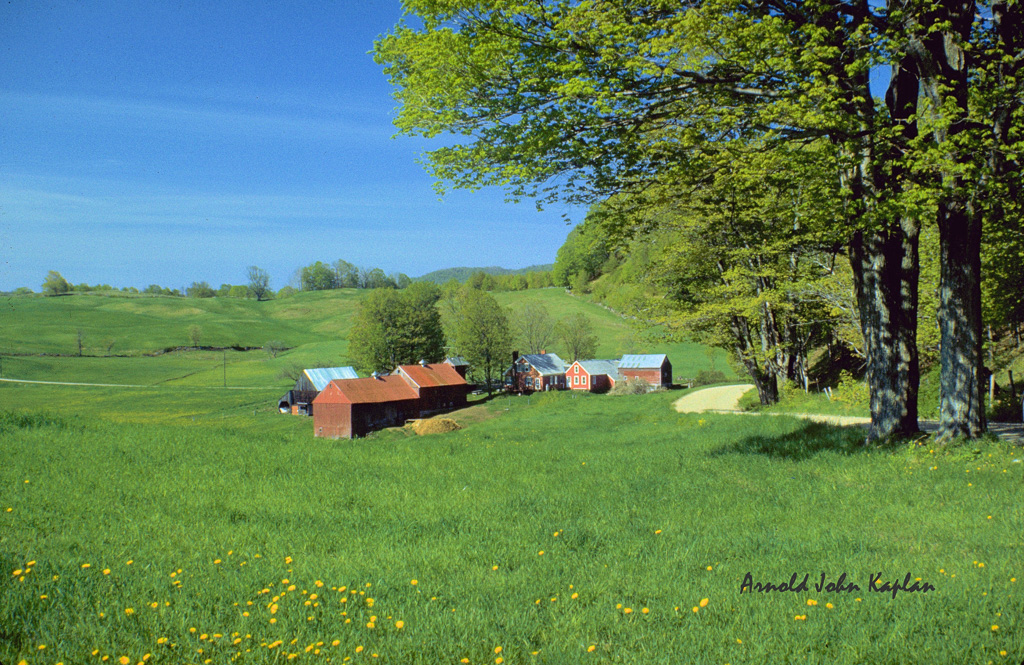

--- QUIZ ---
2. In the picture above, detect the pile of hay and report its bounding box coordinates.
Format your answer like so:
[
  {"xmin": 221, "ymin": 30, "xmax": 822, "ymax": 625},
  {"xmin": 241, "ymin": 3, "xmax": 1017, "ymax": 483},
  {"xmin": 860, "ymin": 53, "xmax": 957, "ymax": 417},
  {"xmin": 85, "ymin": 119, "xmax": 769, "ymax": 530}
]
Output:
[{"xmin": 412, "ymin": 417, "xmax": 462, "ymax": 435}]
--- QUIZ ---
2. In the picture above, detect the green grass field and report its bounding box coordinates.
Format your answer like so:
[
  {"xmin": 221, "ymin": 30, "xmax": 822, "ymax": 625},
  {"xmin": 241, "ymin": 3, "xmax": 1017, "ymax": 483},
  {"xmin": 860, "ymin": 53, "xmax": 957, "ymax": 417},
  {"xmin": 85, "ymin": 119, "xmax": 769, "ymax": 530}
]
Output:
[
  {"xmin": 2, "ymin": 390, "xmax": 1021, "ymax": 665},
  {"xmin": 0, "ymin": 289, "xmax": 735, "ymax": 388},
  {"xmin": 2, "ymin": 291, "xmax": 1019, "ymax": 664}
]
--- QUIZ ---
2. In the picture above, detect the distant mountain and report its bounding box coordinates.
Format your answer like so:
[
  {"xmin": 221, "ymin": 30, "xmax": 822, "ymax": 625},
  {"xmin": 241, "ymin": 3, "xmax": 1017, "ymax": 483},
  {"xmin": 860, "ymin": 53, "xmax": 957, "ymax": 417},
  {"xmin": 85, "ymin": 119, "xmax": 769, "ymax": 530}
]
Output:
[{"xmin": 414, "ymin": 265, "xmax": 554, "ymax": 284}]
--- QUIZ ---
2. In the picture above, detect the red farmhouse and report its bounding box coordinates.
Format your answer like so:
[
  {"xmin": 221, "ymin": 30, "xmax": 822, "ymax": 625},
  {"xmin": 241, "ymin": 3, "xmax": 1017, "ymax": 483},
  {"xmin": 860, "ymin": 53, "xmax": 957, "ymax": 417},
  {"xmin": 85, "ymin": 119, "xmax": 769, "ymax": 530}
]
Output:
[
  {"xmin": 312, "ymin": 362, "xmax": 469, "ymax": 438},
  {"xmin": 505, "ymin": 352, "xmax": 567, "ymax": 393},
  {"xmin": 567, "ymin": 360, "xmax": 621, "ymax": 392}
]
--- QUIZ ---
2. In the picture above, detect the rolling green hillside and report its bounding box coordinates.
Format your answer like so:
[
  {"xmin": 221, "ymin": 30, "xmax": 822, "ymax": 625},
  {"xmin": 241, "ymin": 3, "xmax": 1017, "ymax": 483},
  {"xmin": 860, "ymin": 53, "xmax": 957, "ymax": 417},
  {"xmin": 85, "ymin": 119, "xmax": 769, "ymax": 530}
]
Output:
[
  {"xmin": 414, "ymin": 264, "xmax": 554, "ymax": 284},
  {"xmin": 0, "ymin": 288, "xmax": 734, "ymax": 391}
]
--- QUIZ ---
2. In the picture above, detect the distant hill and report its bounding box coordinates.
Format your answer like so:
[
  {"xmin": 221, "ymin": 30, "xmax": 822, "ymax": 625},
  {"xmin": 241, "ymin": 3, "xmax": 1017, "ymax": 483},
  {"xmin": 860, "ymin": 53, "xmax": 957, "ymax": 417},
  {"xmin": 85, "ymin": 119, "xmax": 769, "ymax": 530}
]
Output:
[{"xmin": 414, "ymin": 265, "xmax": 554, "ymax": 284}]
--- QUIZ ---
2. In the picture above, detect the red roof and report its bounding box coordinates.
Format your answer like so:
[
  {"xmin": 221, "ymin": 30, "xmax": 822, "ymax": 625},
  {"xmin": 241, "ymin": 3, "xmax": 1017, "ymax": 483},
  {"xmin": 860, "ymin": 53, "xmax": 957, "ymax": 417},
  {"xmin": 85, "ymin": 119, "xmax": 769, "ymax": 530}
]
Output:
[
  {"xmin": 313, "ymin": 375, "xmax": 419, "ymax": 405},
  {"xmin": 395, "ymin": 363, "xmax": 467, "ymax": 389}
]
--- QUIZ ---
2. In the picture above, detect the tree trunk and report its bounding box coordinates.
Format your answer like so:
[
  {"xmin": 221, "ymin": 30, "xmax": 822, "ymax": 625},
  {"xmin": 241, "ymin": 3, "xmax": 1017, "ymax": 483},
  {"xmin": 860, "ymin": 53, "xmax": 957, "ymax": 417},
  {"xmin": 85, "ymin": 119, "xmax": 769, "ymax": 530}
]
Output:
[
  {"xmin": 848, "ymin": 224, "xmax": 921, "ymax": 441},
  {"xmin": 936, "ymin": 203, "xmax": 986, "ymax": 439},
  {"xmin": 729, "ymin": 315, "xmax": 779, "ymax": 406}
]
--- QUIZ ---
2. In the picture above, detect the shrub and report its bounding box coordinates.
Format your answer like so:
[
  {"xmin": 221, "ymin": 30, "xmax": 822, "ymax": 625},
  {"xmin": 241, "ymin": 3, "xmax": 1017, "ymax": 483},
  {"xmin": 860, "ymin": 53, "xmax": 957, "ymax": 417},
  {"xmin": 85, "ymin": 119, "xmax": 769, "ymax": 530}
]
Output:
[
  {"xmin": 693, "ymin": 369, "xmax": 729, "ymax": 387},
  {"xmin": 610, "ymin": 377, "xmax": 652, "ymax": 395}
]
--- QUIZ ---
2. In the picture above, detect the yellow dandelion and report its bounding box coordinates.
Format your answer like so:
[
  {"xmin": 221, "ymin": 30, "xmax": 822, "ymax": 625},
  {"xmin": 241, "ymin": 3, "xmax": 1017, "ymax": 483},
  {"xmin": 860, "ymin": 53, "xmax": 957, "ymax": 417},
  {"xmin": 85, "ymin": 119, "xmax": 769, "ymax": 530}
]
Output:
[
  {"xmin": 700, "ymin": 598, "xmax": 709, "ymax": 608},
  {"xmin": 120, "ymin": 657, "xmax": 130, "ymax": 665},
  {"xmin": 214, "ymin": 559, "xmax": 221, "ymax": 565},
  {"xmin": 692, "ymin": 607, "xmax": 699, "ymax": 613},
  {"xmin": 81, "ymin": 563, "xmax": 91, "ymax": 569},
  {"xmin": 395, "ymin": 620, "xmax": 404, "ymax": 629},
  {"xmin": 624, "ymin": 607, "xmax": 633, "ymax": 614},
  {"xmin": 495, "ymin": 646, "xmax": 503, "ymax": 654},
  {"xmin": 157, "ymin": 638, "xmax": 167, "ymax": 645},
  {"xmin": 825, "ymin": 603, "xmax": 834, "ymax": 609},
  {"xmin": 706, "ymin": 566, "xmax": 713, "ymax": 571},
  {"xmin": 332, "ymin": 640, "xmax": 340, "ymax": 647},
  {"xmin": 355, "ymin": 646, "xmax": 363, "ymax": 653},
  {"xmin": 103, "ymin": 569, "xmax": 111, "ymax": 575},
  {"xmin": 492, "ymin": 565, "xmax": 499, "ymax": 571},
  {"xmin": 125, "ymin": 608, "xmax": 135, "ymax": 615},
  {"xmin": 587, "ymin": 645, "xmax": 596, "ymax": 652},
  {"xmin": 806, "ymin": 599, "xmax": 818, "ymax": 606},
  {"xmin": 992, "ymin": 625, "xmax": 999, "ymax": 631},
  {"xmin": 654, "ymin": 529, "xmax": 662, "ymax": 534},
  {"xmin": 641, "ymin": 607, "xmax": 649, "ymax": 614},
  {"xmin": 571, "ymin": 593, "xmax": 579, "ymax": 599},
  {"xmin": 496, "ymin": 659, "xmax": 504, "ymax": 665},
  {"xmin": 538, "ymin": 550, "xmax": 545, "ymax": 556},
  {"xmin": 461, "ymin": 660, "xmax": 469, "ymax": 664},
  {"xmin": 411, "ymin": 579, "xmax": 418, "ymax": 585}
]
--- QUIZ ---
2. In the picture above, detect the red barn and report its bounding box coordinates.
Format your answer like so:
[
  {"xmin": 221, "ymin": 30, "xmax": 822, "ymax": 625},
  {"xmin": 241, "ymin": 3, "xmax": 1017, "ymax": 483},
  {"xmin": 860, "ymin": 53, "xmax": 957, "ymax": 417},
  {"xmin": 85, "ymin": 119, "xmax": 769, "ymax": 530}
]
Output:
[
  {"xmin": 618, "ymin": 354, "xmax": 673, "ymax": 388},
  {"xmin": 567, "ymin": 360, "xmax": 621, "ymax": 392},
  {"xmin": 312, "ymin": 375, "xmax": 420, "ymax": 439},
  {"xmin": 393, "ymin": 362, "xmax": 469, "ymax": 415}
]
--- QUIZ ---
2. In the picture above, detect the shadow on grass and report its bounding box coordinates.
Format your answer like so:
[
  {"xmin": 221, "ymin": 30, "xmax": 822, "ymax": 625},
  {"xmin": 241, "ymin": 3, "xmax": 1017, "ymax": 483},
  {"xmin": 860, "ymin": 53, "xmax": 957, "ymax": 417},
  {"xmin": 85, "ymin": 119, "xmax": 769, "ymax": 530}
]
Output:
[{"xmin": 709, "ymin": 420, "xmax": 886, "ymax": 461}]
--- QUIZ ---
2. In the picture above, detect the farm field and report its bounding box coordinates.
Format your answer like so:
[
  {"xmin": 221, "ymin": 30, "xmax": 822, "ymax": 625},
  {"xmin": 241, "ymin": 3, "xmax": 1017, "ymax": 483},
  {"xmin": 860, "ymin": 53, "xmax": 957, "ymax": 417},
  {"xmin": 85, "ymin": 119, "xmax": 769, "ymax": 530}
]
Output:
[
  {"xmin": 2, "ymin": 389, "xmax": 1022, "ymax": 665},
  {"xmin": 0, "ymin": 289, "xmax": 736, "ymax": 390}
]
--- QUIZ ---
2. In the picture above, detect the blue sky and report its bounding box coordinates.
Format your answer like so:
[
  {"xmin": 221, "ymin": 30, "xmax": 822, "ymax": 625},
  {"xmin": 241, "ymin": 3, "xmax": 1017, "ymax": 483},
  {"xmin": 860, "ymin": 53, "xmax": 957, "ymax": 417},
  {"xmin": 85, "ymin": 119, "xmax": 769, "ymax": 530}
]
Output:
[{"xmin": 0, "ymin": 1, "xmax": 576, "ymax": 291}]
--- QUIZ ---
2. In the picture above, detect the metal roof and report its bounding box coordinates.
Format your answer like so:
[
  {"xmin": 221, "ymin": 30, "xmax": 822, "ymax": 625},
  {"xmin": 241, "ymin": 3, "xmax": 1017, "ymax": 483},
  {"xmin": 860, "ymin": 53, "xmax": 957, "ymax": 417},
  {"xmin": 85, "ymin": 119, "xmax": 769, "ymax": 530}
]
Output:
[
  {"xmin": 618, "ymin": 354, "xmax": 668, "ymax": 369},
  {"xmin": 444, "ymin": 356, "xmax": 469, "ymax": 366},
  {"xmin": 314, "ymin": 376, "xmax": 419, "ymax": 404},
  {"xmin": 520, "ymin": 353, "xmax": 567, "ymax": 375},
  {"xmin": 304, "ymin": 367, "xmax": 359, "ymax": 391},
  {"xmin": 576, "ymin": 359, "xmax": 622, "ymax": 380}
]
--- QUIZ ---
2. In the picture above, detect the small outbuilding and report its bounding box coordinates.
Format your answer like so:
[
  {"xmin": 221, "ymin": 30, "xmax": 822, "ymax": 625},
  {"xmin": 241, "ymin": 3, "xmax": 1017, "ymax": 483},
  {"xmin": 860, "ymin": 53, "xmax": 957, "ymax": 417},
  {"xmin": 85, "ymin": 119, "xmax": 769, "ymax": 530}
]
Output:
[
  {"xmin": 443, "ymin": 356, "xmax": 470, "ymax": 379},
  {"xmin": 618, "ymin": 354, "xmax": 672, "ymax": 388},
  {"xmin": 278, "ymin": 366, "xmax": 359, "ymax": 415},
  {"xmin": 567, "ymin": 359, "xmax": 621, "ymax": 392}
]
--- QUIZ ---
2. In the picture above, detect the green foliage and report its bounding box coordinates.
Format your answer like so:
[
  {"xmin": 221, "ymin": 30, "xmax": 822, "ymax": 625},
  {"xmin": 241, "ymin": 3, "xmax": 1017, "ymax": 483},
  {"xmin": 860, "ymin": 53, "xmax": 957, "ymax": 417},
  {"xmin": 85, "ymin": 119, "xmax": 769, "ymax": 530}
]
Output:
[
  {"xmin": 187, "ymin": 324, "xmax": 202, "ymax": 349},
  {"xmin": 186, "ymin": 281, "xmax": 215, "ymax": 298},
  {"xmin": 300, "ymin": 261, "xmax": 337, "ymax": 291},
  {"xmin": 834, "ymin": 370, "xmax": 869, "ymax": 409},
  {"xmin": 558, "ymin": 312, "xmax": 598, "ymax": 362},
  {"xmin": 348, "ymin": 288, "xmax": 446, "ymax": 373},
  {"xmin": 693, "ymin": 369, "xmax": 730, "ymax": 387},
  {"xmin": 246, "ymin": 266, "xmax": 271, "ymax": 301},
  {"xmin": 414, "ymin": 265, "xmax": 554, "ymax": 285},
  {"xmin": 42, "ymin": 270, "xmax": 71, "ymax": 296},
  {"xmin": 450, "ymin": 288, "xmax": 514, "ymax": 392}
]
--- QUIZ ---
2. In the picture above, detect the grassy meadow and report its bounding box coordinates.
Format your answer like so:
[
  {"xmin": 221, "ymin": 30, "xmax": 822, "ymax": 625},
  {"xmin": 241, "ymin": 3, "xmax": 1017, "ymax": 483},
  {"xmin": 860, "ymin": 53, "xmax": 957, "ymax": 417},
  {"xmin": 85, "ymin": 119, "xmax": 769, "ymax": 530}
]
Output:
[
  {"xmin": 0, "ymin": 289, "xmax": 735, "ymax": 390},
  {"xmin": 2, "ymin": 290, "xmax": 1021, "ymax": 664},
  {"xmin": 2, "ymin": 391, "xmax": 1021, "ymax": 665}
]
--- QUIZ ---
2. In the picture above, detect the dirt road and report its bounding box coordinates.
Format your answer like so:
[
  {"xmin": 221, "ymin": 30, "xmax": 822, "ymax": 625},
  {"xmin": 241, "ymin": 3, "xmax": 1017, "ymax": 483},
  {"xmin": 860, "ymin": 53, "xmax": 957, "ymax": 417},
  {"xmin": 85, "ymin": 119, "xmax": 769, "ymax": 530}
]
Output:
[{"xmin": 673, "ymin": 384, "xmax": 1023, "ymax": 443}]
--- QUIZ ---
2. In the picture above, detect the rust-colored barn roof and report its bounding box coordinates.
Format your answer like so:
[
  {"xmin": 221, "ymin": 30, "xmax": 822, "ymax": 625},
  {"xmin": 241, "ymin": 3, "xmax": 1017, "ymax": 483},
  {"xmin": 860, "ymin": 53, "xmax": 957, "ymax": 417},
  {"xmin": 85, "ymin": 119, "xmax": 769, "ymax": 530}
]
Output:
[
  {"xmin": 314, "ymin": 376, "xmax": 419, "ymax": 405},
  {"xmin": 395, "ymin": 363, "xmax": 468, "ymax": 388}
]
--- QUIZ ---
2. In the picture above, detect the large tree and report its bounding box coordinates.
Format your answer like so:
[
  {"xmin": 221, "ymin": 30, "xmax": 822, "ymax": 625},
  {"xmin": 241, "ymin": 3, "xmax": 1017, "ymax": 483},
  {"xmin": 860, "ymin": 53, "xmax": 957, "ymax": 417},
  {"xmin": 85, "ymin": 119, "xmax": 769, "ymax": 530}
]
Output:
[
  {"xmin": 376, "ymin": 0, "xmax": 1021, "ymax": 441},
  {"xmin": 349, "ymin": 286, "xmax": 447, "ymax": 373},
  {"xmin": 558, "ymin": 312, "xmax": 599, "ymax": 362},
  {"xmin": 450, "ymin": 288, "xmax": 515, "ymax": 394}
]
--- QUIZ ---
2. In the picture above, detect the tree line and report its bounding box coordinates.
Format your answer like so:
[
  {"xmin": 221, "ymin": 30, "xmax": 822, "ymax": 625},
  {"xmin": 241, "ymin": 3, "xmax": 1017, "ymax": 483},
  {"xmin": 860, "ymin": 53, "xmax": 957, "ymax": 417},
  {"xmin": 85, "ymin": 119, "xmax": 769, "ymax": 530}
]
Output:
[
  {"xmin": 374, "ymin": 0, "xmax": 1023, "ymax": 441},
  {"xmin": 348, "ymin": 283, "xmax": 599, "ymax": 393}
]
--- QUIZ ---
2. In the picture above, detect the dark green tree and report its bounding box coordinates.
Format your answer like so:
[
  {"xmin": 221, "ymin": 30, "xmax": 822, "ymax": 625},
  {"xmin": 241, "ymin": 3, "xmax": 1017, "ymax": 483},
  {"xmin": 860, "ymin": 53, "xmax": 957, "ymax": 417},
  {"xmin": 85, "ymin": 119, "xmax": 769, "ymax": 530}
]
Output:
[
  {"xmin": 451, "ymin": 288, "xmax": 514, "ymax": 394},
  {"xmin": 349, "ymin": 287, "xmax": 446, "ymax": 373}
]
